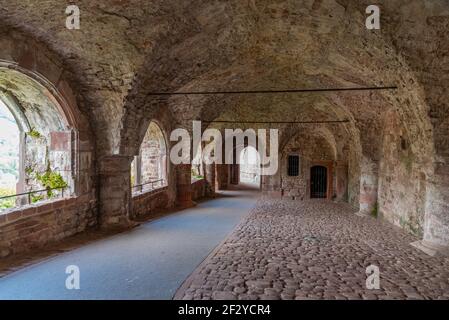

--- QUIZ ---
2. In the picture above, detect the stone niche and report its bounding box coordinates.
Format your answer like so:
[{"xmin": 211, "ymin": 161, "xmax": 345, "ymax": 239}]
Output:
[{"xmin": 279, "ymin": 131, "xmax": 345, "ymax": 201}]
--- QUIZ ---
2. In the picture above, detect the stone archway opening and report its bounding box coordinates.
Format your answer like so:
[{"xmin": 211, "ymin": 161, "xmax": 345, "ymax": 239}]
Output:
[
  {"xmin": 0, "ymin": 66, "xmax": 76, "ymax": 212},
  {"xmin": 239, "ymin": 146, "xmax": 261, "ymax": 188},
  {"xmin": 0, "ymin": 99, "xmax": 20, "ymax": 209},
  {"xmin": 131, "ymin": 121, "xmax": 168, "ymax": 193}
]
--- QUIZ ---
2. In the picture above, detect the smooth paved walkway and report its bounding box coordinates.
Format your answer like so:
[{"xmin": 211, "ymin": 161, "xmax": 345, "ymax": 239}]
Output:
[{"xmin": 0, "ymin": 188, "xmax": 258, "ymax": 300}]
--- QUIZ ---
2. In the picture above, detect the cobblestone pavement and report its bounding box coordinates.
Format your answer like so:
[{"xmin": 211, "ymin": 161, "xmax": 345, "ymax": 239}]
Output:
[{"xmin": 177, "ymin": 200, "xmax": 449, "ymax": 300}]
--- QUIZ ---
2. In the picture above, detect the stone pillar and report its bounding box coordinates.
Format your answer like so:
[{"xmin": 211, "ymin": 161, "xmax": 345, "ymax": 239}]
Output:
[
  {"xmin": 216, "ymin": 164, "xmax": 229, "ymax": 190},
  {"xmin": 204, "ymin": 163, "xmax": 216, "ymax": 197},
  {"xmin": 413, "ymin": 167, "xmax": 449, "ymax": 256},
  {"xmin": 230, "ymin": 164, "xmax": 239, "ymax": 185},
  {"xmin": 176, "ymin": 163, "xmax": 195, "ymax": 208},
  {"xmin": 98, "ymin": 155, "xmax": 133, "ymax": 229},
  {"xmin": 335, "ymin": 161, "xmax": 348, "ymax": 202},
  {"xmin": 358, "ymin": 157, "xmax": 379, "ymax": 215}
]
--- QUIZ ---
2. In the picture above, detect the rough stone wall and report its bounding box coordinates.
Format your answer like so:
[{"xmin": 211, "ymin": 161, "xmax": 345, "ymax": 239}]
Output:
[
  {"xmin": 0, "ymin": 0, "xmax": 447, "ymax": 252},
  {"xmin": 191, "ymin": 179, "xmax": 207, "ymax": 201},
  {"xmin": 131, "ymin": 187, "xmax": 170, "ymax": 219},
  {"xmin": 0, "ymin": 196, "xmax": 96, "ymax": 258},
  {"xmin": 378, "ymin": 110, "xmax": 427, "ymax": 236},
  {"xmin": 280, "ymin": 132, "xmax": 336, "ymax": 200},
  {"xmin": 0, "ymin": 34, "xmax": 97, "ymax": 258}
]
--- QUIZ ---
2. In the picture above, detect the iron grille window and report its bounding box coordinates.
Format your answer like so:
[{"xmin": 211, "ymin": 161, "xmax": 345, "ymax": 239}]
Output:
[{"xmin": 288, "ymin": 155, "xmax": 300, "ymax": 176}]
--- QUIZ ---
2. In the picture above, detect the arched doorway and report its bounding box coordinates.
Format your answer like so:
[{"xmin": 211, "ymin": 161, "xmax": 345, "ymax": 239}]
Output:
[
  {"xmin": 310, "ymin": 165, "xmax": 328, "ymax": 199},
  {"xmin": 239, "ymin": 146, "xmax": 261, "ymax": 188},
  {"xmin": 131, "ymin": 122, "xmax": 168, "ymax": 193}
]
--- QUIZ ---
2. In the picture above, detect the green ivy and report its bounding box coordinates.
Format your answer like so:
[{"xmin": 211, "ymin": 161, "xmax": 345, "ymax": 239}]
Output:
[
  {"xmin": 27, "ymin": 128, "xmax": 42, "ymax": 139},
  {"xmin": 0, "ymin": 188, "xmax": 15, "ymax": 209},
  {"xmin": 25, "ymin": 166, "xmax": 34, "ymax": 176},
  {"xmin": 371, "ymin": 202, "xmax": 378, "ymax": 218},
  {"xmin": 31, "ymin": 195, "xmax": 44, "ymax": 203},
  {"xmin": 35, "ymin": 165, "xmax": 68, "ymax": 198}
]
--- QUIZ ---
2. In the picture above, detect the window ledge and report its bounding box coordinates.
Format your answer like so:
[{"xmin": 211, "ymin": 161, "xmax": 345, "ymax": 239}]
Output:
[
  {"xmin": 132, "ymin": 185, "xmax": 168, "ymax": 198},
  {"xmin": 0, "ymin": 197, "xmax": 74, "ymax": 226}
]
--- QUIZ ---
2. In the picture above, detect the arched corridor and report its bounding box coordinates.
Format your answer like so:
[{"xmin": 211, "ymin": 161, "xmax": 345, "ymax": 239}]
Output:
[{"xmin": 0, "ymin": 0, "xmax": 448, "ymax": 302}]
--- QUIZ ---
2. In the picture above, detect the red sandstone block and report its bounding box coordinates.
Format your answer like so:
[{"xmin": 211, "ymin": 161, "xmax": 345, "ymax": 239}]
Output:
[
  {"xmin": 15, "ymin": 219, "xmax": 40, "ymax": 230},
  {"xmin": 52, "ymin": 199, "xmax": 66, "ymax": 210},
  {"xmin": 21, "ymin": 206, "xmax": 37, "ymax": 218},
  {"xmin": 65, "ymin": 198, "xmax": 77, "ymax": 206},
  {"xmin": 0, "ymin": 214, "xmax": 6, "ymax": 224},
  {"xmin": 6, "ymin": 210, "xmax": 22, "ymax": 222},
  {"xmin": 37, "ymin": 202, "xmax": 53, "ymax": 214}
]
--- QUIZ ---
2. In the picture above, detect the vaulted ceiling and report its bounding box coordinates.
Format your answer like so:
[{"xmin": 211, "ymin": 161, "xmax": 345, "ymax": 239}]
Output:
[{"xmin": 0, "ymin": 0, "xmax": 447, "ymax": 163}]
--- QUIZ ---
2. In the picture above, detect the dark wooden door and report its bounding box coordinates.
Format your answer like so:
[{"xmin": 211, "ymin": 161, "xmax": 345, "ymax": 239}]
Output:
[{"xmin": 311, "ymin": 166, "xmax": 327, "ymax": 199}]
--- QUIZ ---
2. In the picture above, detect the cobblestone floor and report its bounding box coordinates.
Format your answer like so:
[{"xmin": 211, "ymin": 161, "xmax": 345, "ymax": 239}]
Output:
[{"xmin": 177, "ymin": 200, "xmax": 449, "ymax": 300}]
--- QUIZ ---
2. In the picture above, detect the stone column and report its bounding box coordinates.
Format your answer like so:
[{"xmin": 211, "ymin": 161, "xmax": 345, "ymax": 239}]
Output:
[
  {"xmin": 176, "ymin": 163, "xmax": 195, "ymax": 208},
  {"xmin": 358, "ymin": 157, "xmax": 379, "ymax": 215},
  {"xmin": 335, "ymin": 161, "xmax": 348, "ymax": 202},
  {"xmin": 413, "ymin": 167, "xmax": 449, "ymax": 256},
  {"xmin": 216, "ymin": 164, "xmax": 229, "ymax": 190},
  {"xmin": 204, "ymin": 163, "xmax": 216, "ymax": 197},
  {"xmin": 230, "ymin": 164, "xmax": 240, "ymax": 185},
  {"xmin": 98, "ymin": 155, "xmax": 133, "ymax": 229}
]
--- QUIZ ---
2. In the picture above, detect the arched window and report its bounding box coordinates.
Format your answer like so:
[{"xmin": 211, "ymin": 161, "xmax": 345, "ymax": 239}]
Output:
[
  {"xmin": 0, "ymin": 66, "xmax": 75, "ymax": 212},
  {"xmin": 239, "ymin": 146, "xmax": 260, "ymax": 186},
  {"xmin": 0, "ymin": 100, "xmax": 20, "ymax": 209},
  {"xmin": 191, "ymin": 142, "xmax": 204, "ymax": 182},
  {"xmin": 131, "ymin": 122, "xmax": 168, "ymax": 193}
]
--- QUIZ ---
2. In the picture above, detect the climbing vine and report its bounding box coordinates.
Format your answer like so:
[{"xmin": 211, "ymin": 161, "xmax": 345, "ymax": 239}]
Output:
[
  {"xmin": 27, "ymin": 128, "xmax": 42, "ymax": 139},
  {"xmin": 26, "ymin": 162, "xmax": 68, "ymax": 200},
  {"xmin": 35, "ymin": 164, "xmax": 68, "ymax": 198}
]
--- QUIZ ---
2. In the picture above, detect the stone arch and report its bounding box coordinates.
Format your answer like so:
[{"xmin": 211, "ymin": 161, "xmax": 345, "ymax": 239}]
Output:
[
  {"xmin": 0, "ymin": 33, "xmax": 97, "ymax": 257},
  {"xmin": 279, "ymin": 128, "xmax": 338, "ymax": 201},
  {"xmin": 239, "ymin": 145, "xmax": 261, "ymax": 186},
  {"xmin": 131, "ymin": 121, "xmax": 169, "ymax": 193},
  {"xmin": 0, "ymin": 62, "xmax": 94, "ymax": 208}
]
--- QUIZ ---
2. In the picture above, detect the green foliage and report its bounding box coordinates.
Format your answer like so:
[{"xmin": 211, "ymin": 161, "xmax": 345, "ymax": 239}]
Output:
[
  {"xmin": 27, "ymin": 128, "xmax": 42, "ymax": 139},
  {"xmin": 35, "ymin": 168, "xmax": 68, "ymax": 198},
  {"xmin": 31, "ymin": 194, "xmax": 44, "ymax": 203},
  {"xmin": 25, "ymin": 166, "xmax": 34, "ymax": 176},
  {"xmin": 371, "ymin": 202, "xmax": 378, "ymax": 218},
  {"xmin": 0, "ymin": 187, "xmax": 15, "ymax": 209},
  {"xmin": 399, "ymin": 216, "xmax": 421, "ymax": 237}
]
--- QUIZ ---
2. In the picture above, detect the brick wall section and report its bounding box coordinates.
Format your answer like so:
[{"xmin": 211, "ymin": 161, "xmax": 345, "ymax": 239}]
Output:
[
  {"xmin": 191, "ymin": 179, "xmax": 206, "ymax": 201},
  {"xmin": 0, "ymin": 196, "xmax": 97, "ymax": 258},
  {"xmin": 131, "ymin": 187, "xmax": 170, "ymax": 219}
]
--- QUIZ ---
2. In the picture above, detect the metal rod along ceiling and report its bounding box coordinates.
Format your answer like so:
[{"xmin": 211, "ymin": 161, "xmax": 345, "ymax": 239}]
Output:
[{"xmin": 147, "ymin": 86, "xmax": 397, "ymax": 96}]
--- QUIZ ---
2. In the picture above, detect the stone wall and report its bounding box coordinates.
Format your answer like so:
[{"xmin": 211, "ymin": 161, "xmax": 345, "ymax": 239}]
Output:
[
  {"xmin": 280, "ymin": 132, "xmax": 337, "ymax": 200},
  {"xmin": 378, "ymin": 110, "xmax": 428, "ymax": 237},
  {"xmin": 0, "ymin": 196, "xmax": 97, "ymax": 258},
  {"xmin": 191, "ymin": 179, "xmax": 206, "ymax": 201},
  {"xmin": 131, "ymin": 187, "xmax": 171, "ymax": 219}
]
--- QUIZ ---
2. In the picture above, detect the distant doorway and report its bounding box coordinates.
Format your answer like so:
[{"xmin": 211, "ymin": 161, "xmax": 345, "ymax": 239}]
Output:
[
  {"xmin": 239, "ymin": 146, "xmax": 260, "ymax": 187},
  {"xmin": 310, "ymin": 166, "xmax": 327, "ymax": 199}
]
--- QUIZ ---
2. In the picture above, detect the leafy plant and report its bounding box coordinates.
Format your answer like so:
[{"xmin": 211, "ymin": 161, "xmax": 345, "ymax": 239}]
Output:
[
  {"xmin": 25, "ymin": 166, "xmax": 34, "ymax": 176},
  {"xmin": 31, "ymin": 195, "xmax": 44, "ymax": 203},
  {"xmin": 27, "ymin": 128, "xmax": 42, "ymax": 139},
  {"xmin": 35, "ymin": 164, "xmax": 68, "ymax": 198},
  {"xmin": 0, "ymin": 187, "xmax": 15, "ymax": 210},
  {"xmin": 371, "ymin": 202, "xmax": 378, "ymax": 218}
]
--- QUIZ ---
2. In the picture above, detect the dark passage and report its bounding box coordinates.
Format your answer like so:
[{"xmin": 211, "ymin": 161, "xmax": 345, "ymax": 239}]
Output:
[{"xmin": 311, "ymin": 166, "xmax": 327, "ymax": 199}]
